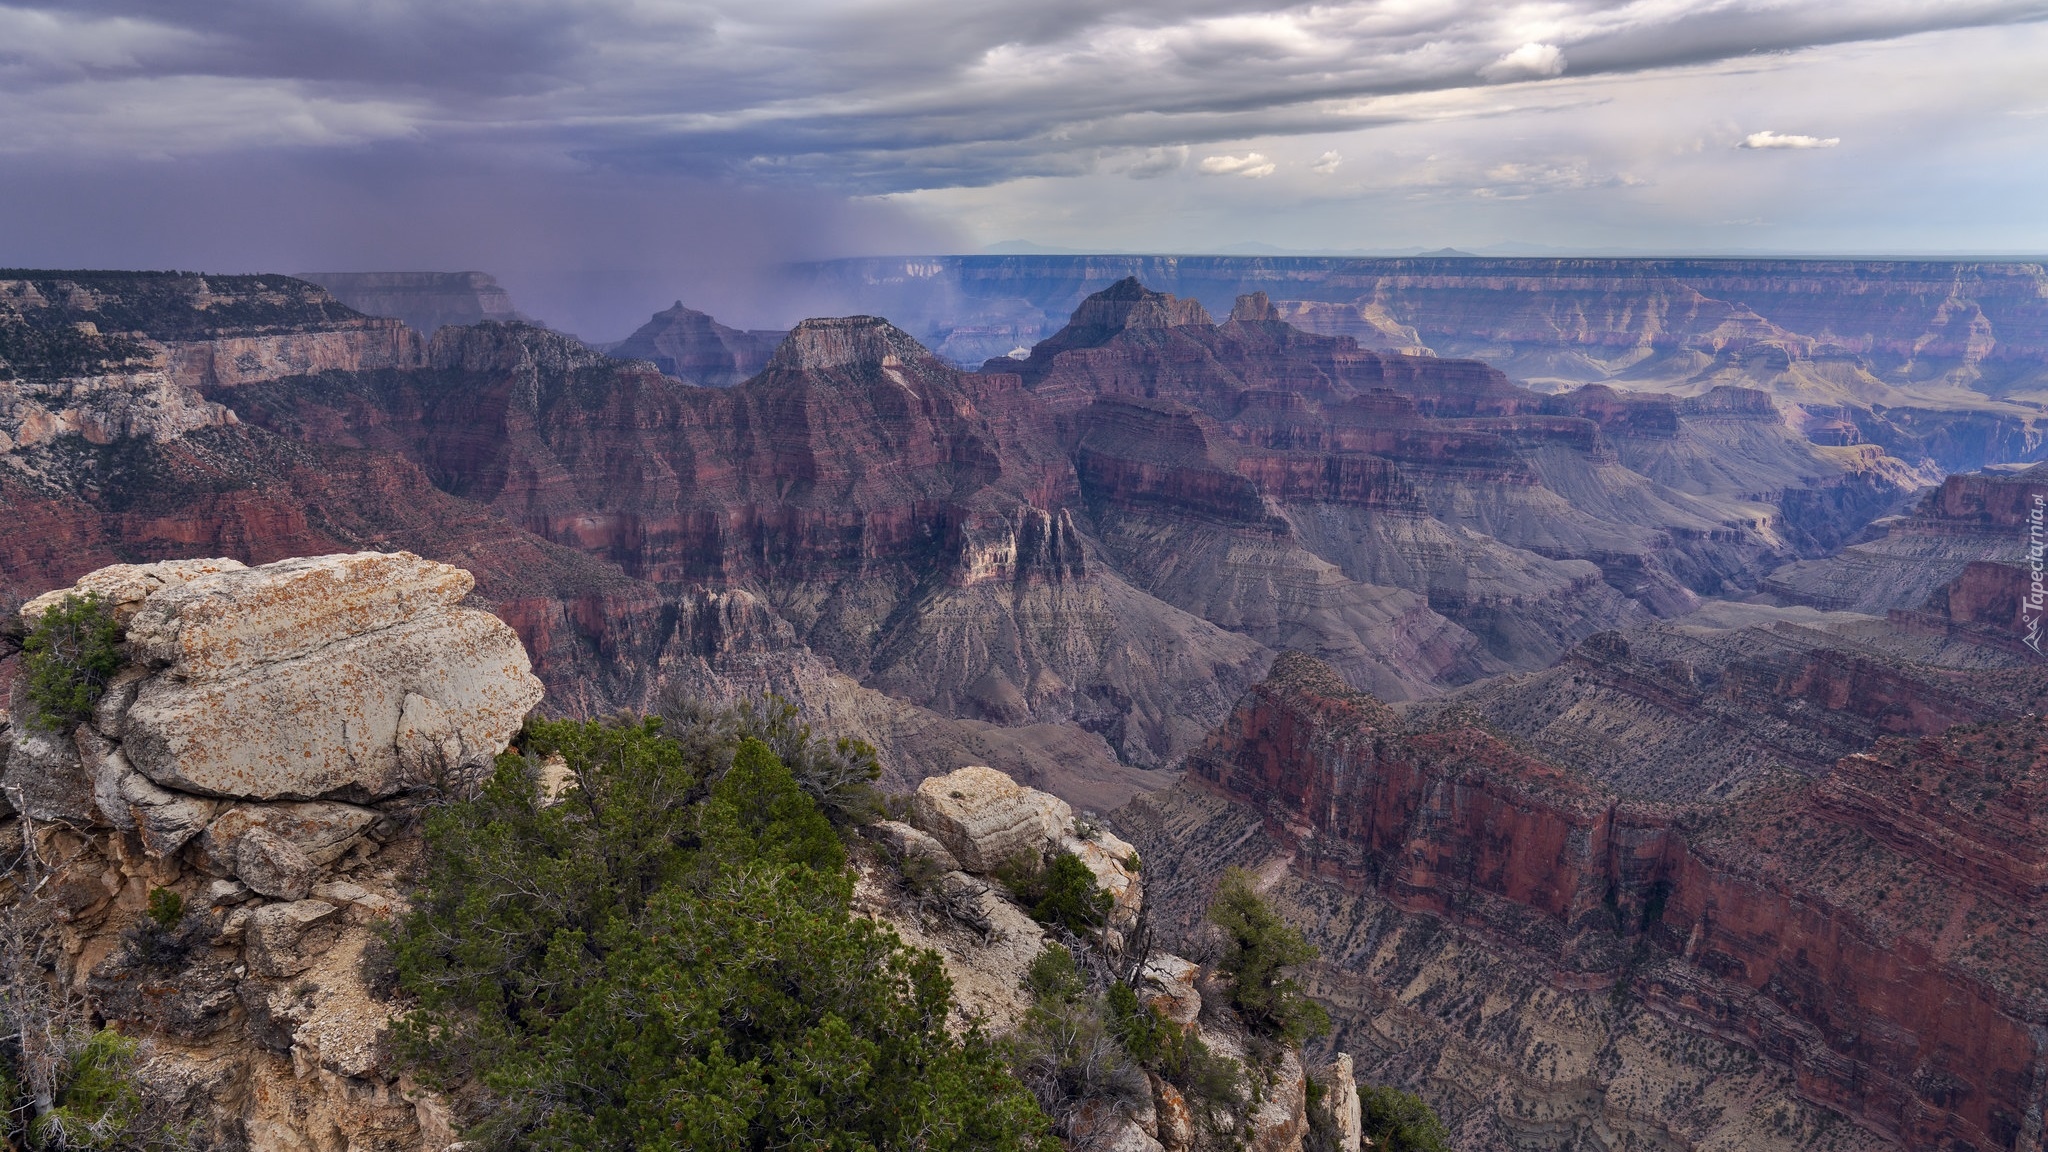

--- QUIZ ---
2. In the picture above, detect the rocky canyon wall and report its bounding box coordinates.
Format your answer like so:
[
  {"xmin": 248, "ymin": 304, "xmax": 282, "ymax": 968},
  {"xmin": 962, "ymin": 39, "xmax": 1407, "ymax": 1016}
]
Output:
[
  {"xmin": 1147, "ymin": 652, "xmax": 2048, "ymax": 1152},
  {"xmin": 0, "ymin": 270, "xmax": 1944, "ymax": 807}
]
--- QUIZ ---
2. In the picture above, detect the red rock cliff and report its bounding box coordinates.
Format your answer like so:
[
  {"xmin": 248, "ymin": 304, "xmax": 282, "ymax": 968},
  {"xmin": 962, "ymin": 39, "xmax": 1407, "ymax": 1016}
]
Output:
[{"xmin": 1189, "ymin": 653, "xmax": 2048, "ymax": 1152}]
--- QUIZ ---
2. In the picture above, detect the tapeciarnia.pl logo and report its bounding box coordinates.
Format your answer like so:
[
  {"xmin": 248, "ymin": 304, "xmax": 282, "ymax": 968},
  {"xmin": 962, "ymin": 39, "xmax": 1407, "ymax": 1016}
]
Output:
[{"xmin": 2028, "ymin": 493, "xmax": 2046, "ymax": 655}]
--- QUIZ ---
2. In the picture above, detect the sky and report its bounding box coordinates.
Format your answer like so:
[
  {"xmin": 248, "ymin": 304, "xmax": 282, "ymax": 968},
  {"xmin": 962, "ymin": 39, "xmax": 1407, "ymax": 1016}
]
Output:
[{"xmin": 2, "ymin": 0, "xmax": 2047, "ymax": 336}]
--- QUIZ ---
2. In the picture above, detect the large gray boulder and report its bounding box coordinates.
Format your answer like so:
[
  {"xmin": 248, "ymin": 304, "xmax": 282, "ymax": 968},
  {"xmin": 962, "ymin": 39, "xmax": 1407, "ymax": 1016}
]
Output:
[
  {"xmin": 910, "ymin": 765, "xmax": 1071, "ymax": 873},
  {"xmin": 8, "ymin": 551, "xmax": 543, "ymax": 839},
  {"xmin": 20, "ymin": 558, "xmax": 246, "ymax": 625},
  {"xmin": 114, "ymin": 552, "xmax": 542, "ymax": 800}
]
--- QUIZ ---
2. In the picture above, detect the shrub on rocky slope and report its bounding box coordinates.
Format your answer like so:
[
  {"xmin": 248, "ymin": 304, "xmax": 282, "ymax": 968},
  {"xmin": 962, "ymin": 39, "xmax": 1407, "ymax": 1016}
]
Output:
[{"xmin": 393, "ymin": 715, "xmax": 1051, "ymax": 1150}]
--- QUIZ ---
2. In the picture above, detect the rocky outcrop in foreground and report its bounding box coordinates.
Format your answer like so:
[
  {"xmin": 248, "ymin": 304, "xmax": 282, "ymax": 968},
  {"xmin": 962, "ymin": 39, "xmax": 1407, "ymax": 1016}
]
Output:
[
  {"xmin": 1128, "ymin": 653, "xmax": 2047, "ymax": 1152},
  {"xmin": 860, "ymin": 764, "xmax": 1355, "ymax": 1152},
  {"xmin": 0, "ymin": 551, "xmax": 541, "ymax": 1148}
]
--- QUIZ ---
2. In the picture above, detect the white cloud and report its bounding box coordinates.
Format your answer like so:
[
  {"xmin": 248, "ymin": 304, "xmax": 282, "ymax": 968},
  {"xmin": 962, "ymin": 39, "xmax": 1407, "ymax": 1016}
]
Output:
[
  {"xmin": 1480, "ymin": 42, "xmax": 1566, "ymax": 82},
  {"xmin": 1739, "ymin": 130, "xmax": 1842, "ymax": 149},
  {"xmin": 1121, "ymin": 145, "xmax": 1188, "ymax": 179},
  {"xmin": 1311, "ymin": 150, "xmax": 1342, "ymax": 174},
  {"xmin": 902, "ymin": 21, "xmax": 2048, "ymax": 257},
  {"xmin": 1200, "ymin": 151, "xmax": 1276, "ymax": 178}
]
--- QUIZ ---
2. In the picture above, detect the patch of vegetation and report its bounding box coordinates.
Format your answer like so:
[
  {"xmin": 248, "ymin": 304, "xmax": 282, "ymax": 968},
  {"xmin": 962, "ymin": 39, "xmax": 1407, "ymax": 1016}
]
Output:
[
  {"xmin": 1209, "ymin": 868, "xmax": 1330, "ymax": 1045},
  {"xmin": 994, "ymin": 849, "xmax": 1114, "ymax": 935},
  {"xmin": 144, "ymin": 890, "xmax": 182, "ymax": 932},
  {"xmin": 391, "ymin": 712, "xmax": 1050, "ymax": 1151},
  {"xmin": 1034, "ymin": 853, "xmax": 1114, "ymax": 934},
  {"xmin": 1007, "ymin": 945, "xmax": 1149, "ymax": 1138},
  {"xmin": 1358, "ymin": 1083, "xmax": 1452, "ymax": 1152},
  {"xmin": 1010, "ymin": 944, "xmax": 1247, "ymax": 1143},
  {"xmin": 654, "ymin": 690, "xmax": 882, "ymax": 825},
  {"xmin": 21, "ymin": 594, "xmax": 124, "ymax": 733},
  {"xmin": 0, "ymin": 1028, "xmax": 191, "ymax": 1151}
]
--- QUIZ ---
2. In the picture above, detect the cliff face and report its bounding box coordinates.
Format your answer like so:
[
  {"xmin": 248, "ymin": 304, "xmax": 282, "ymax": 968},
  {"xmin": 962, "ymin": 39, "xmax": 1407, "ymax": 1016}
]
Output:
[
  {"xmin": 0, "ymin": 272, "xmax": 421, "ymax": 457},
  {"xmin": 0, "ymin": 285, "xmax": 1223, "ymax": 798},
  {"xmin": 1765, "ymin": 464, "xmax": 2048, "ymax": 614},
  {"xmin": 1421, "ymin": 603, "xmax": 2048, "ymax": 800},
  {"xmin": 1140, "ymin": 653, "xmax": 2048, "ymax": 1152},
  {"xmin": 1005, "ymin": 280, "xmax": 1906, "ymax": 679},
  {"xmin": 0, "ymin": 271, "xmax": 1929, "ymax": 799}
]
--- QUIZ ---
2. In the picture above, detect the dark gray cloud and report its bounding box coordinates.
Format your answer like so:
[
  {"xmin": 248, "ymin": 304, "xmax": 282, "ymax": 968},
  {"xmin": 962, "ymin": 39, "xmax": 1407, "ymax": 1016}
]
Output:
[
  {"xmin": 6, "ymin": 1, "xmax": 2045, "ymax": 191},
  {"xmin": 2, "ymin": 0, "xmax": 2044, "ymax": 336}
]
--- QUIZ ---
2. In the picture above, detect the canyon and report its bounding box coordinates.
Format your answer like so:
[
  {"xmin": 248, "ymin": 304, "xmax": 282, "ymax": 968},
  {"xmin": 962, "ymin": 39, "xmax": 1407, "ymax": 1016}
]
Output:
[
  {"xmin": 3, "ymin": 270, "xmax": 1929, "ymax": 795},
  {"xmin": 0, "ymin": 552, "xmax": 1341, "ymax": 1152},
  {"xmin": 807, "ymin": 256, "xmax": 2048, "ymax": 470},
  {"xmin": 6, "ymin": 263, "xmax": 2048, "ymax": 1150}
]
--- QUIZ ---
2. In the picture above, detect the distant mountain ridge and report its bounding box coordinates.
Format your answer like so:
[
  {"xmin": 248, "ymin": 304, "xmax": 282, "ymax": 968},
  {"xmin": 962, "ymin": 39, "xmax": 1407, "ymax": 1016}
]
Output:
[
  {"xmin": 2, "ymin": 269, "xmax": 1928, "ymax": 799},
  {"xmin": 800, "ymin": 256, "xmax": 2048, "ymax": 460}
]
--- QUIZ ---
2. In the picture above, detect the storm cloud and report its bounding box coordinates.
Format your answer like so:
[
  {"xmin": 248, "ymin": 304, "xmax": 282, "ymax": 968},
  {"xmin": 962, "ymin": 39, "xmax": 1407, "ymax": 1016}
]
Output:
[
  {"xmin": 6, "ymin": 1, "xmax": 2042, "ymax": 188},
  {"xmin": 3, "ymin": 0, "xmax": 2046, "ymax": 334}
]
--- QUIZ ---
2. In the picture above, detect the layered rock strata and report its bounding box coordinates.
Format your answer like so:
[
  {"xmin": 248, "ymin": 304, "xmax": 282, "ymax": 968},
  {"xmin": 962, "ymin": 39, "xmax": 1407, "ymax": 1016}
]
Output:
[
  {"xmin": 0, "ymin": 552, "xmax": 541, "ymax": 1147},
  {"xmin": 0, "ymin": 270, "xmax": 1928, "ymax": 807},
  {"xmin": 1417, "ymin": 604, "xmax": 2048, "ymax": 799},
  {"xmin": 1766, "ymin": 464, "xmax": 2048, "ymax": 614},
  {"xmin": 805, "ymin": 256, "xmax": 2048, "ymax": 464},
  {"xmin": 1129, "ymin": 653, "xmax": 2048, "ymax": 1152},
  {"xmin": 607, "ymin": 301, "xmax": 785, "ymax": 386}
]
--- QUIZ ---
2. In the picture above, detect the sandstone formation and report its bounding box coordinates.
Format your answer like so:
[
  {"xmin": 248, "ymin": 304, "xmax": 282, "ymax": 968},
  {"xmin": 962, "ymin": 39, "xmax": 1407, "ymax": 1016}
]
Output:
[
  {"xmin": 0, "ymin": 269, "xmax": 1968, "ymax": 815},
  {"xmin": 1417, "ymin": 601, "xmax": 2048, "ymax": 799},
  {"xmin": 0, "ymin": 552, "xmax": 541, "ymax": 1149},
  {"xmin": 0, "ymin": 276, "xmax": 1177, "ymax": 805},
  {"xmin": 20, "ymin": 557, "xmax": 247, "ymax": 623},
  {"xmin": 912, "ymin": 764, "xmax": 1141, "ymax": 929},
  {"xmin": 1125, "ymin": 652, "xmax": 2048, "ymax": 1152},
  {"xmin": 1001, "ymin": 279, "xmax": 1909, "ymax": 674},
  {"xmin": 1766, "ymin": 464, "xmax": 2048, "ymax": 614},
  {"xmin": 913, "ymin": 764, "xmax": 1076, "ymax": 872}
]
